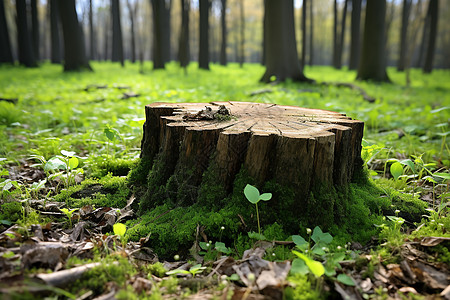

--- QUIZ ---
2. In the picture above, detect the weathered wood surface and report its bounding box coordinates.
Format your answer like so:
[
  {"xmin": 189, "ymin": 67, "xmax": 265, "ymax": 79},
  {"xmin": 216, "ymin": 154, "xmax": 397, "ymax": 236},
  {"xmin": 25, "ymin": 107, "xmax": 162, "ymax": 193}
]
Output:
[{"xmin": 140, "ymin": 101, "xmax": 364, "ymax": 207}]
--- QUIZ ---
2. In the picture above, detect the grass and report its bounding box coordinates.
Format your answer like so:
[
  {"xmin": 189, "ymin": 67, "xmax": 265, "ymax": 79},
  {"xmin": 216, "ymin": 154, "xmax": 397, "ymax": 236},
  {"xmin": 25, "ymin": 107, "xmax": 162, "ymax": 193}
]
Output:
[{"xmin": 0, "ymin": 61, "xmax": 449, "ymax": 298}]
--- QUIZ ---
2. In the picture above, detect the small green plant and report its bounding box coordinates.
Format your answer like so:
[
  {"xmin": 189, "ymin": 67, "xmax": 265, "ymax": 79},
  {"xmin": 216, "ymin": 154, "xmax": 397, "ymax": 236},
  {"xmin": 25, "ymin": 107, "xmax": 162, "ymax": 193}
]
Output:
[
  {"xmin": 113, "ymin": 222, "xmax": 127, "ymax": 249},
  {"xmin": 244, "ymin": 184, "xmax": 272, "ymax": 239},
  {"xmin": 166, "ymin": 264, "xmax": 206, "ymax": 277},
  {"xmin": 44, "ymin": 150, "xmax": 84, "ymax": 189},
  {"xmin": 104, "ymin": 124, "xmax": 121, "ymax": 158},
  {"xmin": 60, "ymin": 208, "xmax": 77, "ymax": 228}
]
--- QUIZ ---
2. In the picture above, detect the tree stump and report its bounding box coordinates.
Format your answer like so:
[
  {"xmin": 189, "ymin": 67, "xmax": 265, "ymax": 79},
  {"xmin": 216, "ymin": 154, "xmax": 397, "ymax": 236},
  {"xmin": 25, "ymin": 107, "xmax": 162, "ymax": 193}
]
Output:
[{"xmin": 139, "ymin": 101, "xmax": 364, "ymax": 228}]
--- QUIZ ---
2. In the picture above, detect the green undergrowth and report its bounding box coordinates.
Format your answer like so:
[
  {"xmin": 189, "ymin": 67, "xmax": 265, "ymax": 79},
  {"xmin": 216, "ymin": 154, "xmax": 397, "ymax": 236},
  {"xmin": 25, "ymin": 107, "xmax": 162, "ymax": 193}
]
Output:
[
  {"xmin": 128, "ymin": 157, "xmax": 426, "ymax": 258},
  {"xmin": 55, "ymin": 173, "xmax": 130, "ymax": 208}
]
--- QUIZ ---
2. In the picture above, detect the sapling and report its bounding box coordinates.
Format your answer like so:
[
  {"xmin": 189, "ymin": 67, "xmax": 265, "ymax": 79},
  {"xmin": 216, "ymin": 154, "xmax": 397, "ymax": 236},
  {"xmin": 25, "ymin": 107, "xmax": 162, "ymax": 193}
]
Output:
[
  {"xmin": 166, "ymin": 264, "xmax": 206, "ymax": 277},
  {"xmin": 244, "ymin": 184, "xmax": 272, "ymax": 239},
  {"xmin": 113, "ymin": 222, "xmax": 127, "ymax": 249},
  {"xmin": 60, "ymin": 208, "xmax": 77, "ymax": 228}
]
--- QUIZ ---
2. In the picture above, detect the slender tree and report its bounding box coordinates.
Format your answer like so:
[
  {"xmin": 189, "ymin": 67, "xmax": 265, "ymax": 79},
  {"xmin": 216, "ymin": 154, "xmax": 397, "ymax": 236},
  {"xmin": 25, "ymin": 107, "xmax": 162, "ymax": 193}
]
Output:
[
  {"xmin": 308, "ymin": 0, "xmax": 313, "ymax": 66},
  {"xmin": 50, "ymin": 0, "xmax": 62, "ymax": 63},
  {"xmin": 357, "ymin": 0, "xmax": 390, "ymax": 82},
  {"xmin": 0, "ymin": 0, "xmax": 14, "ymax": 64},
  {"xmin": 349, "ymin": 0, "xmax": 361, "ymax": 70},
  {"xmin": 89, "ymin": 0, "xmax": 95, "ymax": 60},
  {"xmin": 336, "ymin": 0, "xmax": 348, "ymax": 68},
  {"xmin": 151, "ymin": 0, "xmax": 171, "ymax": 69},
  {"xmin": 301, "ymin": 0, "xmax": 307, "ymax": 67},
  {"xmin": 111, "ymin": 0, "xmax": 124, "ymax": 66},
  {"xmin": 219, "ymin": 0, "xmax": 227, "ymax": 65},
  {"xmin": 199, "ymin": 0, "xmax": 210, "ymax": 70},
  {"xmin": 239, "ymin": 0, "xmax": 244, "ymax": 67},
  {"xmin": 423, "ymin": 0, "xmax": 438, "ymax": 73},
  {"xmin": 31, "ymin": 0, "xmax": 40, "ymax": 61},
  {"xmin": 178, "ymin": 0, "xmax": 190, "ymax": 69},
  {"xmin": 58, "ymin": 0, "xmax": 92, "ymax": 71},
  {"xmin": 126, "ymin": 0, "xmax": 137, "ymax": 63},
  {"xmin": 333, "ymin": 0, "xmax": 338, "ymax": 67},
  {"xmin": 16, "ymin": 0, "xmax": 37, "ymax": 67},
  {"xmin": 397, "ymin": 0, "xmax": 411, "ymax": 71},
  {"xmin": 260, "ymin": 0, "xmax": 309, "ymax": 83}
]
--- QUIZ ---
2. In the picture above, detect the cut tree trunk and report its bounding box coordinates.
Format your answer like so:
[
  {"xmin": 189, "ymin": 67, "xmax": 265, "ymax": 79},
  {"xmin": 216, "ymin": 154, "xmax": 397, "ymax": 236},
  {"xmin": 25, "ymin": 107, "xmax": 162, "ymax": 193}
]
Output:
[{"xmin": 139, "ymin": 102, "xmax": 364, "ymax": 226}]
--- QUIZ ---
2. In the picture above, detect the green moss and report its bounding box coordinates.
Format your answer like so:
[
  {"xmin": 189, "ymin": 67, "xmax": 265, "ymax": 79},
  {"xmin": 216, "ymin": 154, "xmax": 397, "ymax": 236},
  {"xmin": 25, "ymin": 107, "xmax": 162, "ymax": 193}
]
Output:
[
  {"xmin": 128, "ymin": 157, "xmax": 153, "ymax": 186},
  {"xmin": 0, "ymin": 201, "xmax": 22, "ymax": 222},
  {"xmin": 72, "ymin": 256, "xmax": 136, "ymax": 296},
  {"xmin": 285, "ymin": 274, "xmax": 323, "ymax": 299},
  {"xmin": 54, "ymin": 174, "xmax": 130, "ymax": 208},
  {"xmin": 143, "ymin": 262, "xmax": 167, "ymax": 278},
  {"xmin": 90, "ymin": 158, "xmax": 137, "ymax": 178}
]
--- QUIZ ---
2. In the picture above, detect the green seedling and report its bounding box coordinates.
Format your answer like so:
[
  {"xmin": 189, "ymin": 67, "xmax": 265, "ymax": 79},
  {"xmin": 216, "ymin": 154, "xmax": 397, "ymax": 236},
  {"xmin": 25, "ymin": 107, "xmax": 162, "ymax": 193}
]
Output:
[
  {"xmin": 113, "ymin": 222, "xmax": 127, "ymax": 249},
  {"xmin": 104, "ymin": 124, "xmax": 121, "ymax": 158},
  {"xmin": 291, "ymin": 250, "xmax": 325, "ymax": 277},
  {"xmin": 60, "ymin": 208, "xmax": 77, "ymax": 228},
  {"xmin": 0, "ymin": 178, "xmax": 21, "ymax": 200},
  {"xmin": 44, "ymin": 150, "xmax": 84, "ymax": 189},
  {"xmin": 244, "ymin": 184, "xmax": 272, "ymax": 239},
  {"xmin": 166, "ymin": 264, "xmax": 206, "ymax": 277},
  {"xmin": 292, "ymin": 226, "xmax": 333, "ymax": 256},
  {"xmin": 390, "ymin": 162, "xmax": 403, "ymax": 181}
]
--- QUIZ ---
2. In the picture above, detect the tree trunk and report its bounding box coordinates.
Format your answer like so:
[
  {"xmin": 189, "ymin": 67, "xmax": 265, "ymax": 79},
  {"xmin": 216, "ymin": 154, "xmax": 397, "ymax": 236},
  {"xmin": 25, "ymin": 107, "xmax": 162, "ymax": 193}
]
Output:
[
  {"xmin": 58, "ymin": 0, "xmax": 92, "ymax": 71},
  {"xmin": 309, "ymin": 0, "xmax": 313, "ymax": 66},
  {"xmin": 151, "ymin": 0, "xmax": 171, "ymax": 69},
  {"xmin": 423, "ymin": 0, "xmax": 438, "ymax": 73},
  {"xmin": 356, "ymin": 0, "xmax": 390, "ymax": 82},
  {"xmin": 111, "ymin": 0, "xmax": 124, "ymax": 66},
  {"xmin": 301, "ymin": 0, "xmax": 307, "ymax": 67},
  {"xmin": 239, "ymin": 0, "xmax": 244, "ymax": 67},
  {"xmin": 199, "ymin": 0, "xmax": 210, "ymax": 70},
  {"xmin": 0, "ymin": 0, "xmax": 14, "ymax": 64},
  {"xmin": 89, "ymin": 0, "xmax": 95, "ymax": 60},
  {"xmin": 397, "ymin": 0, "xmax": 411, "ymax": 71},
  {"xmin": 50, "ymin": 0, "xmax": 62, "ymax": 64},
  {"xmin": 31, "ymin": 0, "xmax": 40, "ymax": 62},
  {"xmin": 260, "ymin": 0, "xmax": 309, "ymax": 83},
  {"xmin": 126, "ymin": 0, "xmax": 137, "ymax": 63},
  {"xmin": 139, "ymin": 102, "xmax": 364, "ymax": 228},
  {"xmin": 332, "ymin": 0, "xmax": 338, "ymax": 68},
  {"xmin": 336, "ymin": 0, "xmax": 348, "ymax": 69},
  {"xmin": 219, "ymin": 0, "xmax": 227, "ymax": 66},
  {"xmin": 178, "ymin": 0, "xmax": 190, "ymax": 69},
  {"xmin": 16, "ymin": 0, "xmax": 37, "ymax": 67},
  {"xmin": 349, "ymin": 0, "xmax": 361, "ymax": 70}
]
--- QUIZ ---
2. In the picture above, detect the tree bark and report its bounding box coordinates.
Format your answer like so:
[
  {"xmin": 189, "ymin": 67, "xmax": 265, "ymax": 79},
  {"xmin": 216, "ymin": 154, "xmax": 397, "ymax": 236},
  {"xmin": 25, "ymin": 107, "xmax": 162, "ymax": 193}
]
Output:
[
  {"xmin": 178, "ymin": 0, "xmax": 190, "ymax": 69},
  {"xmin": 260, "ymin": 0, "xmax": 309, "ymax": 83},
  {"xmin": 301, "ymin": 0, "xmax": 307, "ymax": 67},
  {"xmin": 199, "ymin": 0, "xmax": 210, "ymax": 70},
  {"xmin": 111, "ymin": 0, "xmax": 124, "ymax": 66},
  {"xmin": 309, "ymin": 0, "xmax": 313, "ymax": 66},
  {"xmin": 126, "ymin": 0, "xmax": 137, "ymax": 63},
  {"xmin": 151, "ymin": 0, "xmax": 171, "ymax": 69},
  {"xmin": 50, "ymin": 0, "xmax": 62, "ymax": 63},
  {"xmin": 219, "ymin": 0, "xmax": 227, "ymax": 66},
  {"xmin": 139, "ymin": 102, "xmax": 364, "ymax": 227},
  {"xmin": 89, "ymin": 0, "xmax": 95, "ymax": 60},
  {"xmin": 356, "ymin": 0, "xmax": 390, "ymax": 82},
  {"xmin": 58, "ymin": 0, "xmax": 92, "ymax": 71},
  {"xmin": 423, "ymin": 0, "xmax": 438, "ymax": 73},
  {"xmin": 0, "ymin": 0, "xmax": 14, "ymax": 64},
  {"xmin": 16, "ymin": 0, "xmax": 37, "ymax": 67},
  {"xmin": 397, "ymin": 0, "xmax": 411, "ymax": 71},
  {"xmin": 336, "ymin": 0, "xmax": 348, "ymax": 69},
  {"xmin": 333, "ymin": 0, "xmax": 338, "ymax": 68},
  {"xmin": 31, "ymin": 0, "xmax": 40, "ymax": 62},
  {"xmin": 349, "ymin": 0, "xmax": 361, "ymax": 70},
  {"xmin": 239, "ymin": 0, "xmax": 244, "ymax": 67}
]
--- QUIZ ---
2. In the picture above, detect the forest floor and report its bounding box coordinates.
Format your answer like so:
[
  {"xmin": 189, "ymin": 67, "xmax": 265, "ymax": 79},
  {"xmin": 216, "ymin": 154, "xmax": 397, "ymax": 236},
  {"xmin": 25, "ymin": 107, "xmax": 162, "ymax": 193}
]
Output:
[{"xmin": 0, "ymin": 62, "xmax": 449, "ymax": 299}]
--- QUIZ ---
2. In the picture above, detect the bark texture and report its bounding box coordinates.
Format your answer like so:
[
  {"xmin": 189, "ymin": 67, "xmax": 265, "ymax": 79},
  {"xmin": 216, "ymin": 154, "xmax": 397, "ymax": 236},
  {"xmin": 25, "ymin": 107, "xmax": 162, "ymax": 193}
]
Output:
[
  {"xmin": 16, "ymin": 0, "xmax": 37, "ymax": 67},
  {"xmin": 151, "ymin": 0, "xmax": 171, "ymax": 69},
  {"xmin": 139, "ymin": 102, "xmax": 364, "ymax": 222},
  {"xmin": 199, "ymin": 0, "xmax": 210, "ymax": 70},
  {"xmin": 0, "ymin": 0, "xmax": 13, "ymax": 64},
  {"xmin": 423, "ymin": 0, "xmax": 438, "ymax": 73},
  {"xmin": 356, "ymin": 0, "xmax": 390, "ymax": 82},
  {"xmin": 260, "ymin": 0, "xmax": 308, "ymax": 83},
  {"xmin": 50, "ymin": 0, "xmax": 62, "ymax": 63},
  {"xmin": 349, "ymin": 0, "xmax": 361, "ymax": 70},
  {"xmin": 111, "ymin": 0, "xmax": 124, "ymax": 66},
  {"xmin": 58, "ymin": 0, "xmax": 92, "ymax": 71}
]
